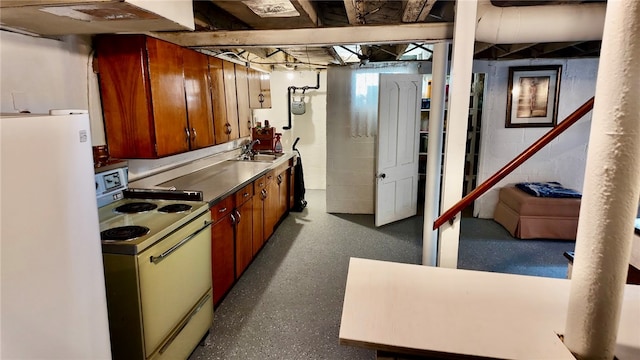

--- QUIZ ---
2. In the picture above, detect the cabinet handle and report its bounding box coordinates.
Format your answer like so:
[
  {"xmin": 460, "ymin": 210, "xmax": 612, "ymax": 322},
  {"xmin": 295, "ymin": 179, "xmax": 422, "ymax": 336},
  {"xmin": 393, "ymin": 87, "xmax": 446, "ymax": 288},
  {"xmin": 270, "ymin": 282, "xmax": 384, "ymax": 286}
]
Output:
[
  {"xmin": 258, "ymin": 93, "xmax": 264, "ymax": 104},
  {"xmin": 225, "ymin": 123, "xmax": 232, "ymax": 135},
  {"xmin": 277, "ymin": 174, "xmax": 282, "ymax": 184},
  {"xmin": 235, "ymin": 209, "xmax": 241, "ymax": 223},
  {"xmin": 230, "ymin": 213, "xmax": 236, "ymax": 225},
  {"xmin": 185, "ymin": 127, "xmax": 190, "ymax": 142},
  {"xmin": 219, "ymin": 207, "xmax": 227, "ymax": 213},
  {"xmin": 150, "ymin": 221, "xmax": 212, "ymax": 264},
  {"xmin": 261, "ymin": 189, "xmax": 267, "ymax": 200},
  {"xmin": 259, "ymin": 182, "xmax": 264, "ymax": 187},
  {"xmin": 243, "ymin": 192, "xmax": 250, "ymax": 198},
  {"xmin": 191, "ymin": 128, "xmax": 197, "ymax": 141}
]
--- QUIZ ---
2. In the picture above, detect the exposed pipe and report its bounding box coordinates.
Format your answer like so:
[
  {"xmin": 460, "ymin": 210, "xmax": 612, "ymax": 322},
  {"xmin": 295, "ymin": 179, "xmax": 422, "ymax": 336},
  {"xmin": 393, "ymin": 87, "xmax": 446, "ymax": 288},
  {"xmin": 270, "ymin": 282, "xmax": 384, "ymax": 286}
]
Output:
[
  {"xmin": 564, "ymin": 0, "xmax": 640, "ymax": 358},
  {"xmin": 284, "ymin": 71, "xmax": 320, "ymax": 130},
  {"xmin": 475, "ymin": 0, "xmax": 606, "ymax": 44}
]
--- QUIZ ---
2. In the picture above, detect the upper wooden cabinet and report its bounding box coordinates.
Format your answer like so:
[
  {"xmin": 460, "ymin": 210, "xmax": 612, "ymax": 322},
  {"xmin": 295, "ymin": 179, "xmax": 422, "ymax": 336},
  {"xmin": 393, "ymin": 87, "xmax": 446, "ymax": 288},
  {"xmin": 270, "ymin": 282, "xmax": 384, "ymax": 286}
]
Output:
[
  {"xmin": 96, "ymin": 34, "xmax": 189, "ymax": 159},
  {"xmin": 221, "ymin": 60, "xmax": 240, "ymax": 142},
  {"xmin": 235, "ymin": 65, "xmax": 252, "ymax": 138},
  {"xmin": 182, "ymin": 48, "xmax": 215, "ymax": 150},
  {"xmin": 248, "ymin": 69, "xmax": 272, "ymax": 109},
  {"xmin": 208, "ymin": 57, "xmax": 230, "ymax": 145},
  {"xmin": 95, "ymin": 35, "xmax": 216, "ymax": 159}
]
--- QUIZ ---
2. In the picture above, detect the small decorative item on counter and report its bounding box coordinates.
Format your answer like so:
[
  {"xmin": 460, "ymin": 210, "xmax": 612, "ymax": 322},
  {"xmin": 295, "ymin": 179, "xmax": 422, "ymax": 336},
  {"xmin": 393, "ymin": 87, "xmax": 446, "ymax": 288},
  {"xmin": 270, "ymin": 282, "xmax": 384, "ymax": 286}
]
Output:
[
  {"xmin": 256, "ymin": 121, "xmax": 262, "ymax": 129},
  {"xmin": 252, "ymin": 126, "xmax": 275, "ymax": 151},
  {"xmin": 264, "ymin": 120, "xmax": 270, "ymax": 128},
  {"xmin": 274, "ymin": 133, "xmax": 283, "ymax": 153}
]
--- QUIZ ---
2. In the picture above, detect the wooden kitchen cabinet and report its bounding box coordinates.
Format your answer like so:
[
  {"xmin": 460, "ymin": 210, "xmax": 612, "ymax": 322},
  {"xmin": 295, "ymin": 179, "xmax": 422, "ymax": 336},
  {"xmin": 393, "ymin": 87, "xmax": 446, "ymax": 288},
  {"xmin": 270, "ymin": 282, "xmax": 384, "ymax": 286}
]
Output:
[
  {"xmin": 96, "ymin": 34, "xmax": 190, "ymax": 159},
  {"xmin": 276, "ymin": 167, "xmax": 289, "ymax": 219},
  {"xmin": 252, "ymin": 175, "xmax": 266, "ymax": 255},
  {"xmin": 182, "ymin": 48, "xmax": 215, "ymax": 150},
  {"xmin": 221, "ymin": 60, "xmax": 240, "ymax": 142},
  {"xmin": 235, "ymin": 183, "xmax": 254, "ymax": 277},
  {"xmin": 263, "ymin": 170, "xmax": 279, "ymax": 240},
  {"xmin": 235, "ymin": 65, "xmax": 253, "ymax": 138},
  {"xmin": 210, "ymin": 196, "xmax": 235, "ymax": 306},
  {"xmin": 248, "ymin": 68, "xmax": 272, "ymax": 109},
  {"xmin": 208, "ymin": 57, "xmax": 230, "ymax": 145}
]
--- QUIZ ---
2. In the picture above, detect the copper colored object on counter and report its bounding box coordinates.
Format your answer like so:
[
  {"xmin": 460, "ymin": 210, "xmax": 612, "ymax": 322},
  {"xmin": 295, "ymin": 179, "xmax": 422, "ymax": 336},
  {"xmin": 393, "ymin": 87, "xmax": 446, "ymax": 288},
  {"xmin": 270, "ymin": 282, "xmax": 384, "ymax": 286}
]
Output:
[{"xmin": 93, "ymin": 145, "xmax": 109, "ymax": 166}]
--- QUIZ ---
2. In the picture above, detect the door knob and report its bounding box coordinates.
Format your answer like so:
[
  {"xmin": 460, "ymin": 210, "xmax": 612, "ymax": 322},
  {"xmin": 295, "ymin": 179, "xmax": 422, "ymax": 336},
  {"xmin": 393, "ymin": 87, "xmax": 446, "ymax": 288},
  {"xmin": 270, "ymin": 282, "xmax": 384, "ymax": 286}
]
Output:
[{"xmin": 377, "ymin": 173, "xmax": 386, "ymax": 179}]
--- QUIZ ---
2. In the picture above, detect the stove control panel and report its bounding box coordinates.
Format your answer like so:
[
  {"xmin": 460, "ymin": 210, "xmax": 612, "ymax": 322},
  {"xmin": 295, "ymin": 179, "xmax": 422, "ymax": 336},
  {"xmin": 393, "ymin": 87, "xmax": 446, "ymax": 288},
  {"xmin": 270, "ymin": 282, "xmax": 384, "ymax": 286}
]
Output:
[{"xmin": 96, "ymin": 166, "xmax": 128, "ymax": 208}]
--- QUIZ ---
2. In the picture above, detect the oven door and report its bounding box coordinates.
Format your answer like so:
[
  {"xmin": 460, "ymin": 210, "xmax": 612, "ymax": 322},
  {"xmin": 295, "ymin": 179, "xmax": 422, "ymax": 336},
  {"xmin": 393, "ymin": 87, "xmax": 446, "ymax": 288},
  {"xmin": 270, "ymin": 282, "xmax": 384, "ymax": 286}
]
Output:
[{"xmin": 138, "ymin": 211, "xmax": 212, "ymax": 356}]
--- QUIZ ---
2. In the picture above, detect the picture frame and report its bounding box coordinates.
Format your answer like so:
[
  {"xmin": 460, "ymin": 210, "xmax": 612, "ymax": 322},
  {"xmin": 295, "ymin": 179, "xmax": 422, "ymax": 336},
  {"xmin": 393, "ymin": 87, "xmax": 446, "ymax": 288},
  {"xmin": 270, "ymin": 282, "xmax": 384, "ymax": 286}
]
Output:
[{"xmin": 506, "ymin": 65, "xmax": 562, "ymax": 128}]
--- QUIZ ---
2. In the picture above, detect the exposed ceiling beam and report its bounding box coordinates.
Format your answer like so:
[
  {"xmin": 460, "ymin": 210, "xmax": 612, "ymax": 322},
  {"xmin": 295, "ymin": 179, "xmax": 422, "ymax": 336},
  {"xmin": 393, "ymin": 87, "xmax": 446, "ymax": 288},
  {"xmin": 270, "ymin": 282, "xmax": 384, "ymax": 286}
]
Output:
[
  {"xmin": 327, "ymin": 46, "xmax": 345, "ymax": 66},
  {"xmin": 395, "ymin": 44, "xmax": 409, "ymax": 60},
  {"xmin": 402, "ymin": 0, "xmax": 438, "ymax": 23},
  {"xmin": 474, "ymin": 41, "xmax": 493, "ymax": 55},
  {"xmin": 344, "ymin": 0, "xmax": 366, "ymax": 25},
  {"xmin": 496, "ymin": 43, "xmax": 537, "ymax": 58},
  {"xmin": 152, "ymin": 23, "xmax": 453, "ymax": 48},
  {"xmin": 538, "ymin": 41, "xmax": 583, "ymax": 55}
]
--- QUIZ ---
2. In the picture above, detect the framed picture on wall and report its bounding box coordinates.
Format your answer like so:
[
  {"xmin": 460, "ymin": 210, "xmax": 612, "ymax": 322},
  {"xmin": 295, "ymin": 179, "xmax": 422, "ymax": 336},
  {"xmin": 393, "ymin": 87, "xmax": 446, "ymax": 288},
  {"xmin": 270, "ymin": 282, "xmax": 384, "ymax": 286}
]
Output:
[{"xmin": 506, "ymin": 65, "xmax": 562, "ymax": 128}]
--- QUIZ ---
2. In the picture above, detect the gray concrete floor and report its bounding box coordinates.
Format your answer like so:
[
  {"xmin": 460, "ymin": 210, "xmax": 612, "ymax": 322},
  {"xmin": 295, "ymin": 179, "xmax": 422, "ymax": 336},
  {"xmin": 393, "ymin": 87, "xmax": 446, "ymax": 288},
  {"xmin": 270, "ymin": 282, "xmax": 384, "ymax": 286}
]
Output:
[{"xmin": 189, "ymin": 189, "xmax": 574, "ymax": 360}]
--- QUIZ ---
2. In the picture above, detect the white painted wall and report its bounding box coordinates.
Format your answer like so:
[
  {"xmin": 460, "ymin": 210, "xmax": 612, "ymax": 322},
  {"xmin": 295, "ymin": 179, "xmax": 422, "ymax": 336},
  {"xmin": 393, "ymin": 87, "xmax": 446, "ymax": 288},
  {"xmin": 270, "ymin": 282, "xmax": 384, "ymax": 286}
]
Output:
[
  {"xmin": 253, "ymin": 70, "xmax": 327, "ymax": 190},
  {"xmin": 0, "ymin": 31, "xmax": 103, "ymax": 138},
  {"xmin": 474, "ymin": 58, "xmax": 599, "ymax": 218}
]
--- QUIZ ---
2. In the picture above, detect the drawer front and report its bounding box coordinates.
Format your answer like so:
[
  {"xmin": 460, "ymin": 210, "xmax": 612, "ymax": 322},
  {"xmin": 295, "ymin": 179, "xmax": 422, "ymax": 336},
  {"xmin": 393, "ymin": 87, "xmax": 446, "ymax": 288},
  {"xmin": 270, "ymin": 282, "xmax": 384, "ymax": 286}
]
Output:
[
  {"xmin": 264, "ymin": 169, "xmax": 276, "ymax": 184},
  {"xmin": 253, "ymin": 175, "xmax": 267, "ymax": 193},
  {"xmin": 235, "ymin": 182, "xmax": 254, "ymax": 206},
  {"xmin": 138, "ymin": 212, "xmax": 212, "ymax": 356},
  {"xmin": 210, "ymin": 195, "xmax": 234, "ymax": 223},
  {"xmin": 150, "ymin": 292, "xmax": 213, "ymax": 360}
]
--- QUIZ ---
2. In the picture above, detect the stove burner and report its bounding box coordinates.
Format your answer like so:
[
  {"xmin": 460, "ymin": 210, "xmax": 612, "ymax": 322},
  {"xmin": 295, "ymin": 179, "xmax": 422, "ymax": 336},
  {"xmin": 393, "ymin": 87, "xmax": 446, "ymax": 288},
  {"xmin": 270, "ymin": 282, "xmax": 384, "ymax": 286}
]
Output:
[
  {"xmin": 158, "ymin": 204, "xmax": 193, "ymax": 213},
  {"xmin": 115, "ymin": 202, "xmax": 157, "ymax": 214},
  {"xmin": 101, "ymin": 226, "xmax": 150, "ymax": 241}
]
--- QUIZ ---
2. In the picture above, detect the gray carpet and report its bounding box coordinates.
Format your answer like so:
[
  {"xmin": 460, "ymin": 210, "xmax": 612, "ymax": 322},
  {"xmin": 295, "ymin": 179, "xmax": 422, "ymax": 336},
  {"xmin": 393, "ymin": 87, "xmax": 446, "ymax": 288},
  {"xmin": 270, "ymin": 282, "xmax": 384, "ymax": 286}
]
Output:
[{"xmin": 189, "ymin": 190, "xmax": 575, "ymax": 360}]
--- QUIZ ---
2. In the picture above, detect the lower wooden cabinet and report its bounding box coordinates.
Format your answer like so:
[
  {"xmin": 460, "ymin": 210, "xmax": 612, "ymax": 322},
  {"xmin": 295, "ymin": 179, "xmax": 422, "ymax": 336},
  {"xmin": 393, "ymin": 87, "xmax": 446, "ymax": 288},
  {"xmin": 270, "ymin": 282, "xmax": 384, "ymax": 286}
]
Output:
[
  {"xmin": 210, "ymin": 195, "xmax": 235, "ymax": 305},
  {"xmin": 235, "ymin": 184, "xmax": 254, "ymax": 277},
  {"xmin": 210, "ymin": 163, "xmax": 292, "ymax": 306}
]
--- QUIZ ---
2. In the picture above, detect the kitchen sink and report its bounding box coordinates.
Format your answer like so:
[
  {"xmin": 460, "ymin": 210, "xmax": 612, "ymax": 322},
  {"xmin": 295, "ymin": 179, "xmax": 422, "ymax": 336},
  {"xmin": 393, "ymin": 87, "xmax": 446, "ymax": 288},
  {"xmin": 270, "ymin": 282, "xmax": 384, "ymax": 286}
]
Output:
[{"xmin": 232, "ymin": 153, "xmax": 283, "ymax": 163}]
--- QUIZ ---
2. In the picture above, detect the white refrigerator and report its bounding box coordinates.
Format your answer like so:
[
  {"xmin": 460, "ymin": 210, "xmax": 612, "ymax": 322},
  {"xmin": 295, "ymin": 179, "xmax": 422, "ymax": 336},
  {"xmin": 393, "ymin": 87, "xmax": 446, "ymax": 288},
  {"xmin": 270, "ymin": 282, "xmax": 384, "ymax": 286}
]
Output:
[{"xmin": 0, "ymin": 112, "xmax": 112, "ymax": 358}]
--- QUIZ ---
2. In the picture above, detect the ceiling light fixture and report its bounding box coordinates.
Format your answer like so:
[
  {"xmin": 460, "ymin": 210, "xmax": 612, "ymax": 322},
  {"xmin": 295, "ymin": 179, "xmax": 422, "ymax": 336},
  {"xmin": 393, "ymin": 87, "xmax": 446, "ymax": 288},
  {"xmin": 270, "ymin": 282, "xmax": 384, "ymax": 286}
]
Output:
[{"xmin": 242, "ymin": 0, "xmax": 300, "ymax": 18}]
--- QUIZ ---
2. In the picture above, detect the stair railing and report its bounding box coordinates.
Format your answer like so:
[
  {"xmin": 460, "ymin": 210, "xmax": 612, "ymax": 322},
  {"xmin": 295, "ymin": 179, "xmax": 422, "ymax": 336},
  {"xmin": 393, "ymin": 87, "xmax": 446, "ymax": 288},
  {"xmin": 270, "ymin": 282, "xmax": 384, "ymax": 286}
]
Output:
[{"xmin": 433, "ymin": 96, "xmax": 595, "ymax": 230}]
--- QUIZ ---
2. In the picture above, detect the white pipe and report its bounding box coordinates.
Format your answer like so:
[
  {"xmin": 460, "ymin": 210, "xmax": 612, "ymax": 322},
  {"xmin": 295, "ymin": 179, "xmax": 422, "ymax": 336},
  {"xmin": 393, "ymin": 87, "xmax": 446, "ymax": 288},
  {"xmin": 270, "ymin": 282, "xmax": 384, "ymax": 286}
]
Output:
[
  {"xmin": 476, "ymin": 0, "xmax": 606, "ymax": 44},
  {"xmin": 422, "ymin": 41, "xmax": 449, "ymax": 266},
  {"xmin": 564, "ymin": 0, "xmax": 640, "ymax": 358}
]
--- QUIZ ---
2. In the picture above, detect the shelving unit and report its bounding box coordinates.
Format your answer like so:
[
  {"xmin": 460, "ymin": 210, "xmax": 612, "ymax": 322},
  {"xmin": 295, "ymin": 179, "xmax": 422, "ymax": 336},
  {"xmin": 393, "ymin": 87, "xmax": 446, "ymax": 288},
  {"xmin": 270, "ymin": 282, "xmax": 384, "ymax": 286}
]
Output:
[{"xmin": 417, "ymin": 73, "xmax": 484, "ymax": 208}]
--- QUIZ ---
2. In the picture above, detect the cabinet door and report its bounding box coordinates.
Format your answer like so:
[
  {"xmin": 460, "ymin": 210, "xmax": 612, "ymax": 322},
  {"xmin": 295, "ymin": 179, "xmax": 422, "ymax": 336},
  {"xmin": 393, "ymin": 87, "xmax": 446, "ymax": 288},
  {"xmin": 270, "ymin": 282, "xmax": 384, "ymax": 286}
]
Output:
[
  {"xmin": 263, "ymin": 171, "xmax": 279, "ymax": 240},
  {"xmin": 146, "ymin": 37, "xmax": 190, "ymax": 157},
  {"xmin": 252, "ymin": 176, "xmax": 266, "ymax": 255},
  {"xmin": 235, "ymin": 65, "xmax": 252, "ymax": 138},
  {"xmin": 96, "ymin": 34, "xmax": 188, "ymax": 159},
  {"xmin": 209, "ymin": 57, "xmax": 229, "ymax": 145},
  {"xmin": 277, "ymin": 169, "xmax": 288, "ymax": 219},
  {"xmin": 182, "ymin": 48, "xmax": 215, "ymax": 150},
  {"xmin": 222, "ymin": 60, "xmax": 240, "ymax": 141},
  {"xmin": 211, "ymin": 212, "xmax": 235, "ymax": 306},
  {"xmin": 259, "ymin": 73, "xmax": 272, "ymax": 108},
  {"xmin": 248, "ymin": 69, "xmax": 271, "ymax": 109},
  {"xmin": 235, "ymin": 200, "xmax": 253, "ymax": 277}
]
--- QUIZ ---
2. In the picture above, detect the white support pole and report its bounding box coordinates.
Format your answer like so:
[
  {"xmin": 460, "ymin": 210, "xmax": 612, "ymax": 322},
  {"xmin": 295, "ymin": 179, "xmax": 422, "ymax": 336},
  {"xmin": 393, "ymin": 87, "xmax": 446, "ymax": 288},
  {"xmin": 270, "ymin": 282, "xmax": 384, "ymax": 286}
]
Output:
[
  {"xmin": 422, "ymin": 41, "xmax": 449, "ymax": 266},
  {"xmin": 437, "ymin": 0, "xmax": 477, "ymax": 268},
  {"xmin": 564, "ymin": 1, "xmax": 640, "ymax": 358}
]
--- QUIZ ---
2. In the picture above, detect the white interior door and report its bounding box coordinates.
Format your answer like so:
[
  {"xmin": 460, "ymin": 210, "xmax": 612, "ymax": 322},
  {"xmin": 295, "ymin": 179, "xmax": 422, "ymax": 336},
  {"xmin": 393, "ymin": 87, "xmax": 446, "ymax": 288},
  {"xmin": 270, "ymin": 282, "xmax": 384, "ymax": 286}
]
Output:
[{"xmin": 375, "ymin": 74, "xmax": 422, "ymax": 226}]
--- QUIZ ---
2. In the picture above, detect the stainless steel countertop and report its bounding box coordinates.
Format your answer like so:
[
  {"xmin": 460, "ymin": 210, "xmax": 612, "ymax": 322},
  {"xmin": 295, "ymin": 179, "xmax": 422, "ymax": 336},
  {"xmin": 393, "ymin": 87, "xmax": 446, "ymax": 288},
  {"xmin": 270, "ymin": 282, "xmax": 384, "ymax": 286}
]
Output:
[{"xmin": 156, "ymin": 153, "xmax": 294, "ymax": 207}]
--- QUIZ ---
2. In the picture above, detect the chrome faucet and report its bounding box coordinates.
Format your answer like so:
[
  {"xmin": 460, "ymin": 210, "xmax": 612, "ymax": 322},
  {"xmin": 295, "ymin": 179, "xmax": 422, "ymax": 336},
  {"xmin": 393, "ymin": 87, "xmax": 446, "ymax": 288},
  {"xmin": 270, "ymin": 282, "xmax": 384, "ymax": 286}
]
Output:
[{"xmin": 240, "ymin": 139, "xmax": 260, "ymax": 160}]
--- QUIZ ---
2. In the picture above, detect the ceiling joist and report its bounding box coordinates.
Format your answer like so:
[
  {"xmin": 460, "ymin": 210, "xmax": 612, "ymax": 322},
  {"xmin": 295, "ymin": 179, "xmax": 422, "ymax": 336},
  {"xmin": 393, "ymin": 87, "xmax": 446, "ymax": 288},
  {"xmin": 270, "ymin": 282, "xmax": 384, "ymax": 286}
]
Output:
[
  {"xmin": 151, "ymin": 23, "xmax": 453, "ymax": 48},
  {"xmin": 403, "ymin": 0, "xmax": 438, "ymax": 22}
]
